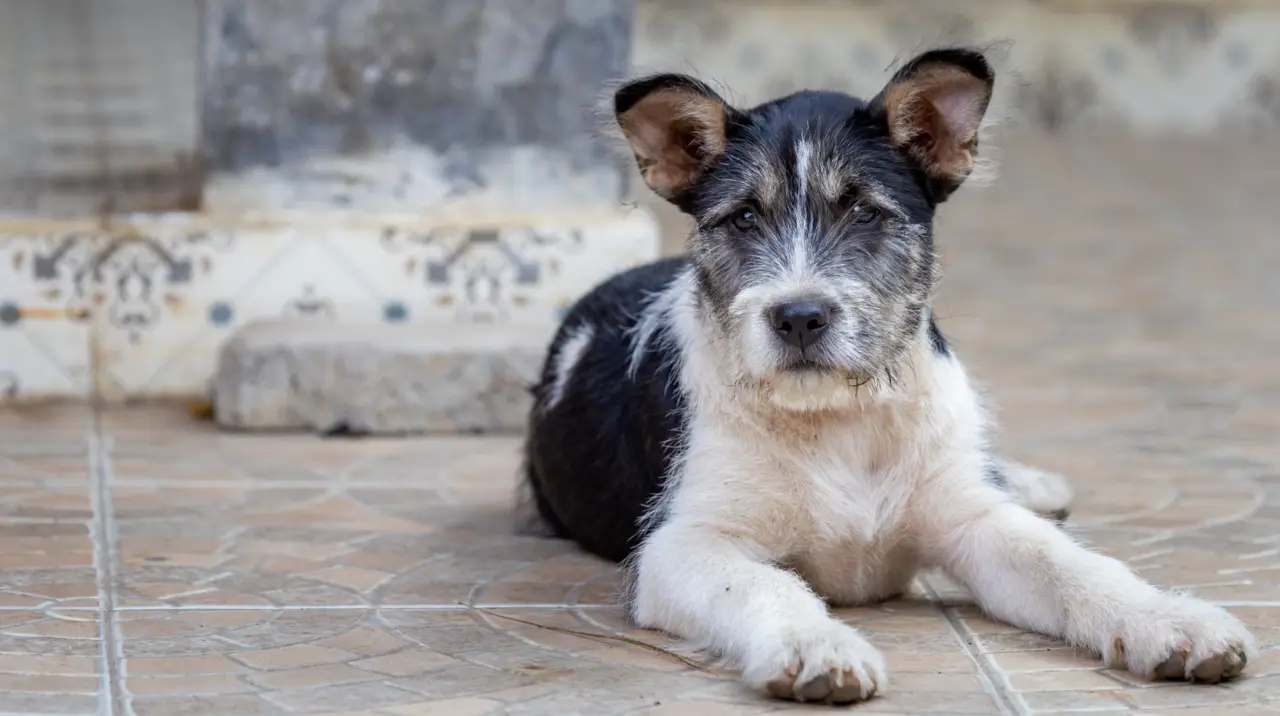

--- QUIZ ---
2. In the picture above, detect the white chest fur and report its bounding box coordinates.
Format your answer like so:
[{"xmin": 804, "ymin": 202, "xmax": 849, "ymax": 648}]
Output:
[
  {"xmin": 667, "ymin": 397, "xmax": 935, "ymax": 603},
  {"xmin": 654, "ymin": 305, "xmax": 991, "ymax": 602}
]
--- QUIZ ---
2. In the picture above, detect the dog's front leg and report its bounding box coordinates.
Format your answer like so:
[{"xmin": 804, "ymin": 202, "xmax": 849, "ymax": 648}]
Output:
[
  {"xmin": 631, "ymin": 521, "xmax": 886, "ymax": 704},
  {"xmin": 920, "ymin": 475, "xmax": 1256, "ymax": 682}
]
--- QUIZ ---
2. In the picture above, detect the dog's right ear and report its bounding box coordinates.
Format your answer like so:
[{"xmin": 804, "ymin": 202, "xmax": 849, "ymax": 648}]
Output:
[{"xmin": 615, "ymin": 74, "xmax": 737, "ymax": 201}]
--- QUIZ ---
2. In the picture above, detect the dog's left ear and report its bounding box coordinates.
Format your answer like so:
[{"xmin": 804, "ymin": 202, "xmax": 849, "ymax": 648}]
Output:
[{"xmin": 869, "ymin": 48, "xmax": 994, "ymax": 201}]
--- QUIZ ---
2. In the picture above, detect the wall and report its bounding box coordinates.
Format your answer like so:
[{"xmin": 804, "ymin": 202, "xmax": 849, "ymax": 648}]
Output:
[
  {"xmin": 0, "ymin": 0, "xmax": 656, "ymax": 404},
  {"xmin": 631, "ymin": 0, "xmax": 1280, "ymax": 254}
]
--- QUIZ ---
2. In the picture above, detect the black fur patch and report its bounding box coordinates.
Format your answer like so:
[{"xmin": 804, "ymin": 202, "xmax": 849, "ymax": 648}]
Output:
[
  {"xmin": 983, "ymin": 457, "xmax": 1007, "ymax": 489},
  {"xmin": 927, "ymin": 315, "xmax": 950, "ymax": 357},
  {"xmin": 524, "ymin": 257, "xmax": 690, "ymax": 562}
]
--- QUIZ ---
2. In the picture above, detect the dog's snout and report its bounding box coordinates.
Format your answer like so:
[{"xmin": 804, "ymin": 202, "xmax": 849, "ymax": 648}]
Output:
[{"xmin": 770, "ymin": 299, "xmax": 832, "ymax": 349}]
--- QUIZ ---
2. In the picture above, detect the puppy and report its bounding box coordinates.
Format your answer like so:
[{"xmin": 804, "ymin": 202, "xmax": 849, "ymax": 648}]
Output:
[{"xmin": 521, "ymin": 48, "xmax": 1254, "ymax": 704}]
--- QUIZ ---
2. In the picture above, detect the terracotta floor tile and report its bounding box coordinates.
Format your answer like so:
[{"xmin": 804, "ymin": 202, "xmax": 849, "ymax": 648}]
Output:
[
  {"xmin": 233, "ymin": 643, "xmax": 360, "ymax": 671},
  {"xmin": 107, "ymin": 479, "xmax": 621, "ymax": 608},
  {"xmin": 0, "ymin": 449, "xmax": 93, "ymax": 488},
  {"xmin": 127, "ymin": 653, "xmax": 247, "ymax": 676},
  {"xmin": 0, "ymin": 692, "xmax": 100, "ymax": 715},
  {"xmin": 0, "ymin": 484, "xmax": 96, "ymax": 616},
  {"xmin": 0, "ymin": 610, "xmax": 101, "ymax": 659},
  {"xmin": 350, "ymin": 650, "xmax": 459, "ymax": 676},
  {"xmin": 130, "ymin": 693, "xmax": 285, "ymax": 716},
  {"xmin": 0, "ymin": 653, "xmax": 98, "ymax": 676},
  {"xmin": 242, "ymin": 662, "xmax": 379, "ymax": 690},
  {"xmin": 0, "ymin": 672, "xmax": 99, "ymax": 694},
  {"xmin": 382, "ymin": 698, "xmax": 506, "ymax": 716},
  {"xmin": 126, "ymin": 672, "xmax": 257, "ymax": 697},
  {"xmin": 1007, "ymin": 669, "xmax": 1126, "ymax": 692}
]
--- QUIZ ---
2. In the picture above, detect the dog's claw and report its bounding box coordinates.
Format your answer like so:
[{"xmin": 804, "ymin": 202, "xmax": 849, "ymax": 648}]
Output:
[
  {"xmin": 829, "ymin": 669, "xmax": 867, "ymax": 705},
  {"xmin": 1148, "ymin": 642, "xmax": 1249, "ymax": 684},
  {"xmin": 1154, "ymin": 653, "xmax": 1186, "ymax": 680},
  {"xmin": 1186, "ymin": 646, "xmax": 1248, "ymax": 683},
  {"xmin": 797, "ymin": 673, "xmax": 832, "ymax": 702},
  {"xmin": 754, "ymin": 623, "xmax": 883, "ymax": 706},
  {"xmin": 766, "ymin": 676, "xmax": 795, "ymax": 700}
]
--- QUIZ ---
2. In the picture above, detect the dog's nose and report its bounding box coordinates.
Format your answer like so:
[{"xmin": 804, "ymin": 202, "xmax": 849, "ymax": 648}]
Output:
[{"xmin": 770, "ymin": 299, "xmax": 832, "ymax": 349}]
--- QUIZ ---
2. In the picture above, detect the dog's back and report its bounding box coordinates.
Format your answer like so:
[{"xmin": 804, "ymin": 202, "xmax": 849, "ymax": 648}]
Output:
[{"xmin": 523, "ymin": 256, "xmax": 689, "ymax": 562}]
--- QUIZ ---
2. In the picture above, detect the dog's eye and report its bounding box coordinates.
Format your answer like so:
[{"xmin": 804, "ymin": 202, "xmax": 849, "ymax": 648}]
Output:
[
  {"xmin": 851, "ymin": 204, "xmax": 882, "ymax": 226},
  {"xmin": 730, "ymin": 208, "xmax": 757, "ymax": 232}
]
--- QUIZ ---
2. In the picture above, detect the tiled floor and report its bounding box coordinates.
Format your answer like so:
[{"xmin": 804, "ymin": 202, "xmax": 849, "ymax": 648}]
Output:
[{"xmin": 4, "ymin": 132, "xmax": 1280, "ymax": 714}]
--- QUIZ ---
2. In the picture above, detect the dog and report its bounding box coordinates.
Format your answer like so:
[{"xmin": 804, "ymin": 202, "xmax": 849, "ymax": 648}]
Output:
[{"xmin": 519, "ymin": 47, "xmax": 1255, "ymax": 705}]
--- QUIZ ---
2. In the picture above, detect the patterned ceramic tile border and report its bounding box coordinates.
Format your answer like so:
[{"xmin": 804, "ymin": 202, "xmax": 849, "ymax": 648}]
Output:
[{"xmin": 0, "ymin": 209, "xmax": 660, "ymax": 402}]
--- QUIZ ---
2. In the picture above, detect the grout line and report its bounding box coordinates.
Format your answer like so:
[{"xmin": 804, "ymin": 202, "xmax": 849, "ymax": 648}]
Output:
[
  {"xmin": 938, "ymin": 605, "xmax": 1030, "ymax": 716},
  {"xmin": 11, "ymin": 477, "xmax": 511, "ymax": 490},
  {"xmin": 21, "ymin": 599, "xmax": 1276, "ymax": 612},
  {"xmin": 921, "ymin": 576, "xmax": 1028, "ymax": 716},
  {"xmin": 10, "ymin": 604, "xmax": 617, "ymax": 613},
  {"xmin": 109, "ymin": 603, "xmax": 619, "ymax": 612},
  {"xmin": 87, "ymin": 432, "xmax": 128, "ymax": 716}
]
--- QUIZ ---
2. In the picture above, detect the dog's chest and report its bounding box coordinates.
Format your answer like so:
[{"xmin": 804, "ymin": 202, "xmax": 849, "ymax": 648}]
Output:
[
  {"xmin": 756, "ymin": 412, "xmax": 920, "ymax": 546},
  {"xmin": 765, "ymin": 430, "xmax": 923, "ymax": 604}
]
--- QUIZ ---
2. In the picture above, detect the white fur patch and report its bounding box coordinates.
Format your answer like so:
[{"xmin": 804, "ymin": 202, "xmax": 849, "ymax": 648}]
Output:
[
  {"xmin": 627, "ymin": 267, "xmax": 695, "ymax": 380},
  {"xmin": 785, "ymin": 137, "xmax": 813, "ymax": 278},
  {"xmin": 996, "ymin": 458, "xmax": 1073, "ymax": 517},
  {"xmin": 545, "ymin": 323, "xmax": 595, "ymax": 412}
]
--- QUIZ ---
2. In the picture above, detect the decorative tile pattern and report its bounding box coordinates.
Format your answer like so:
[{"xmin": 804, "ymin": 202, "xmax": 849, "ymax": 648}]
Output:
[
  {"xmin": 0, "ymin": 208, "xmax": 658, "ymax": 402},
  {"xmin": 0, "ymin": 234, "xmax": 96, "ymax": 400}
]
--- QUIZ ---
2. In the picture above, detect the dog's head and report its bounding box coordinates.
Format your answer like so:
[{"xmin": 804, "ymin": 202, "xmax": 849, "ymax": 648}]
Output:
[{"xmin": 615, "ymin": 48, "xmax": 993, "ymax": 407}]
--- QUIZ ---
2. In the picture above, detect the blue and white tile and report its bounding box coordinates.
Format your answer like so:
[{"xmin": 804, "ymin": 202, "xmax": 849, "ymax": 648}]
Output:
[
  {"xmin": 88, "ymin": 207, "xmax": 660, "ymax": 400},
  {"xmin": 334, "ymin": 206, "xmax": 661, "ymax": 327},
  {"xmin": 0, "ymin": 231, "xmax": 98, "ymax": 402},
  {"xmin": 87, "ymin": 221, "xmax": 362, "ymax": 400}
]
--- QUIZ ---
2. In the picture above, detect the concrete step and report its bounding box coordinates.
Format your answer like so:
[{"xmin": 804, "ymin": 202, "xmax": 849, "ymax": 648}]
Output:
[{"xmin": 213, "ymin": 319, "xmax": 550, "ymax": 435}]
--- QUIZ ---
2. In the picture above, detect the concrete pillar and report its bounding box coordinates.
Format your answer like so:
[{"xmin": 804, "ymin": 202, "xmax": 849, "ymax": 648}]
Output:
[
  {"xmin": 197, "ymin": 0, "xmax": 659, "ymax": 431},
  {"xmin": 200, "ymin": 0, "xmax": 636, "ymax": 214}
]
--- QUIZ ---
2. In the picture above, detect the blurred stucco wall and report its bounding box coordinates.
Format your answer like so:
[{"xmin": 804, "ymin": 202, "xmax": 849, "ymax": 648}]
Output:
[{"xmin": 631, "ymin": 0, "xmax": 1280, "ymax": 253}]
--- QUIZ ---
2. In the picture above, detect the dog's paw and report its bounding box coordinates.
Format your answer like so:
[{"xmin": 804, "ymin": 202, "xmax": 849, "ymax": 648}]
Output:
[
  {"xmin": 743, "ymin": 619, "xmax": 886, "ymax": 705},
  {"xmin": 1102, "ymin": 594, "xmax": 1256, "ymax": 683},
  {"xmin": 997, "ymin": 458, "xmax": 1073, "ymax": 522}
]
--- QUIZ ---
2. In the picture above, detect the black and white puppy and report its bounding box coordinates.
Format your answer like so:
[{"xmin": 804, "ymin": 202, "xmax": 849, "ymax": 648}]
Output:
[{"xmin": 521, "ymin": 48, "xmax": 1254, "ymax": 705}]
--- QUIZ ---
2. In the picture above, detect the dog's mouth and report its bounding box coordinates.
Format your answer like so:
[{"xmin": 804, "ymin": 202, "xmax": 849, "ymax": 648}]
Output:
[
  {"xmin": 776, "ymin": 356, "xmax": 878, "ymax": 387},
  {"xmin": 780, "ymin": 358, "xmax": 830, "ymax": 373}
]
